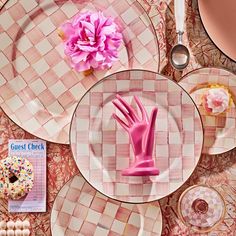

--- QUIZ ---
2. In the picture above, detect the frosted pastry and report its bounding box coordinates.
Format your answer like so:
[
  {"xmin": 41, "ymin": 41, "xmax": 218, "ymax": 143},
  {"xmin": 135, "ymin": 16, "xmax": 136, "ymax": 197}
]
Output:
[
  {"xmin": 15, "ymin": 229, "xmax": 22, "ymax": 236},
  {"xmin": 6, "ymin": 230, "xmax": 14, "ymax": 236},
  {"xmin": 22, "ymin": 221, "xmax": 30, "ymax": 229},
  {"xmin": 0, "ymin": 221, "xmax": 6, "ymax": 230},
  {"xmin": 201, "ymin": 86, "xmax": 231, "ymax": 115},
  {"xmin": 15, "ymin": 221, "xmax": 23, "ymax": 229},
  {"xmin": 0, "ymin": 156, "xmax": 34, "ymax": 200},
  {"xmin": 6, "ymin": 222, "xmax": 14, "ymax": 230},
  {"xmin": 0, "ymin": 230, "xmax": 6, "ymax": 236},
  {"xmin": 22, "ymin": 229, "xmax": 30, "ymax": 236}
]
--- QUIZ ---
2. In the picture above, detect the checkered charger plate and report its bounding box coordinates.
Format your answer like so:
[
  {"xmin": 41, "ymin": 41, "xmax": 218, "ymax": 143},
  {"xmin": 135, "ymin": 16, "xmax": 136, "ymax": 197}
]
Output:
[
  {"xmin": 70, "ymin": 70, "xmax": 204, "ymax": 203},
  {"xmin": 0, "ymin": 0, "xmax": 160, "ymax": 143}
]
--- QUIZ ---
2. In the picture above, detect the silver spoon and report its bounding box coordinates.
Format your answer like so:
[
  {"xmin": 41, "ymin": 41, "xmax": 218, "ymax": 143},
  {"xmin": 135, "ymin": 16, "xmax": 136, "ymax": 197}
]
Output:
[{"xmin": 170, "ymin": 0, "xmax": 190, "ymax": 70}]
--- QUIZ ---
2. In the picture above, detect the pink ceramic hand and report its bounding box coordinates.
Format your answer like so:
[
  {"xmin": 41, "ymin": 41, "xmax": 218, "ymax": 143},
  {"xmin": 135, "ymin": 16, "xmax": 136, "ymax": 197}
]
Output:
[{"xmin": 112, "ymin": 95, "xmax": 159, "ymax": 176}]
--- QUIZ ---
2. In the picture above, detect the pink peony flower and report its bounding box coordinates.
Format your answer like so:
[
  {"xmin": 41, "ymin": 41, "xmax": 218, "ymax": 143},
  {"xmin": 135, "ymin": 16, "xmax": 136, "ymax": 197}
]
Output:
[
  {"xmin": 59, "ymin": 11, "xmax": 122, "ymax": 72},
  {"xmin": 202, "ymin": 87, "xmax": 230, "ymax": 114}
]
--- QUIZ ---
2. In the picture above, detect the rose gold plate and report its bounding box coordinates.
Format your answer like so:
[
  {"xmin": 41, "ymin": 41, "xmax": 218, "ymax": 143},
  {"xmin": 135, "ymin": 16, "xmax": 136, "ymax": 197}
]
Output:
[
  {"xmin": 70, "ymin": 70, "xmax": 204, "ymax": 203},
  {"xmin": 50, "ymin": 174, "xmax": 162, "ymax": 236},
  {"xmin": 0, "ymin": 0, "xmax": 159, "ymax": 144},
  {"xmin": 198, "ymin": 0, "xmax": 236, "ymax": 61},
  {"xmin": 179, "ymin": 67, "xmax": 236, "ymax": 155}
]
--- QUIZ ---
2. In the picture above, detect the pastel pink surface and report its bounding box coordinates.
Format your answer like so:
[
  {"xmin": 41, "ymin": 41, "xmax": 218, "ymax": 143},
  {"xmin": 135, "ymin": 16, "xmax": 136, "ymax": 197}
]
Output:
[
  {"xmin": 51, "ymin": 175, "xmax": 163, "ymax": 236},
  {"xmin": 179, "ymin": 67, "xmax": 236, "ymax": 155},
  {"xmin": 198, "ymin": 0, "xmax": 236, "ymax": 62},
  {"xmin": 112, "ymin": 95, "xmax": 159, "ymax": 176},
  {"xmin": 70, "ymin": 70, "xmax": 204, "ymax": 203},
  {"xmin": 0, "ymin": 0, "xmax": 159, "ymax": 144}
]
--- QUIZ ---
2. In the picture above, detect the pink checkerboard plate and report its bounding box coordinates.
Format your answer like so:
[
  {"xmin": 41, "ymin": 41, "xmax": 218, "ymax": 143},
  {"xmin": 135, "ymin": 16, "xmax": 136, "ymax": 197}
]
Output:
[
  {"xmin": 50, "ymin": 174, "xmax": 163, "ymax": 236},
  {"xmin": 0, "ymin": 0, "xmax": 7, "ymax": 10},
  {"xmin": 70, "ymin": 70, "xmax": 204, "ymax": 203},
  {"xmin": 0, "ymin": 0, "xmax": 159, "ymax": 144},
  {"xmin": 179, "ymin": 67, "xmax": 236, "ymax": 155}
]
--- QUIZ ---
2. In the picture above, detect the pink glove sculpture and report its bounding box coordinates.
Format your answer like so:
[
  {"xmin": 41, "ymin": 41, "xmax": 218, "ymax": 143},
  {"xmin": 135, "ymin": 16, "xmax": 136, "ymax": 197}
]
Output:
[{"xmin": 112, "ymin": 95, "xmax": 159, "ymax": 176}]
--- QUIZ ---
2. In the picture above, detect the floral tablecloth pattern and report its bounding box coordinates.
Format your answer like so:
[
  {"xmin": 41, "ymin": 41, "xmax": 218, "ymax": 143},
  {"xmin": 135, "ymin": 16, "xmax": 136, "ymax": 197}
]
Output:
[
  {"xmin": 138, "ymin": 0, "xmax": 236, "ymax": 235},
  {"xmin": 1, "ymin": 0, "xmax": 236, "ymax": 235}
]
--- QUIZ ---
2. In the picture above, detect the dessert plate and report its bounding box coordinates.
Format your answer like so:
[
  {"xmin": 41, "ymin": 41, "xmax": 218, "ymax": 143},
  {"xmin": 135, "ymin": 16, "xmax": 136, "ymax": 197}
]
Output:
[
  {"xmin": 0, "ymin": 0, "xmax": 159, "ymax": 144},
  {"xmin": 70, "ymin": 70, "xmax": 204, "ymax": 203},
  {"xmin": 198, "ymin": 0, "xmax": 236, "ymax": 62},
  {"xmin": 179, "ymin": 68, "xmax": 236, "ymax": 155},
  {"xmin": 50, "ymin": 175, "xmax": 163, "ymax": 236}
]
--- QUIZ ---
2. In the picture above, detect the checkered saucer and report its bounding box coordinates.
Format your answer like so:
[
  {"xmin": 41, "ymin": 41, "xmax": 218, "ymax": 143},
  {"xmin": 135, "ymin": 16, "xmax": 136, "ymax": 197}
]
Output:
[
  {"xmin": 0, "ymin": 0, "xmax": 159, "ymax": 144},
  {"xmin": 70, "ymin": 70, "xmax": 204, "ymax": 203}
]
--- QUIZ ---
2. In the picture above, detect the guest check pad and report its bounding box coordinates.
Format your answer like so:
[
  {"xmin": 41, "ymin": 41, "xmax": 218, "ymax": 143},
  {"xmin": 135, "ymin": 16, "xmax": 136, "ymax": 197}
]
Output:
[{"xmin": 8, "ymin": 139, "xmax": 46, "ymax": 212}]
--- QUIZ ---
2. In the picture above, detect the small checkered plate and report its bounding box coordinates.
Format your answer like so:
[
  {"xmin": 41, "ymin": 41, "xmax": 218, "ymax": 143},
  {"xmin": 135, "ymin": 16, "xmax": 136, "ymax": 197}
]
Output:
[
  {"xmin": 0, "ymin": 0, "xmax": 159, "ymax": 144},
  {"xmin": 177, "ymin": 185, "xmax": 226, "ymax": 233},
  {"xmin": 179, "ymin": 67, "xmax": 236, "ymax": 155},
  {"xmin": 50, "ymin": 174, "xmax": 163, "ymax": 236},
  {"xmin": 70, "ymin": 70, "xmax": 204, "ymax": 203}
]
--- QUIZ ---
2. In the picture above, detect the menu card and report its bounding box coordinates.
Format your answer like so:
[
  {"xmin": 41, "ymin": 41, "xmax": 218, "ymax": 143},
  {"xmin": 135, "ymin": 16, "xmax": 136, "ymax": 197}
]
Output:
[{"xmin": 8, "ymin": 139, "xmax": 46, "ymax": 212}]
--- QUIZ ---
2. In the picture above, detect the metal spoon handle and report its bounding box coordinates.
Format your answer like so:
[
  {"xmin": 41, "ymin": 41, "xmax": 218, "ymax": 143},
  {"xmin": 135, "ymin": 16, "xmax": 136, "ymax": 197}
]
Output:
[{"xmin": 175, "ymin": 0, "xmax": 185, "ymax": 34}]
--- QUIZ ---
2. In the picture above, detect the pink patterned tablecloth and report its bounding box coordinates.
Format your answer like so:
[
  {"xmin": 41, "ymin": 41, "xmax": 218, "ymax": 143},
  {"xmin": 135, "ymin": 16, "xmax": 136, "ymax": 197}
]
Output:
[
  {"xmin": 139, "ymin": 0, "xmax": 236, "ymax": 235},
  {"xmin": 1, "ymin": 0, "xmax": 236, "ymax": 235}
]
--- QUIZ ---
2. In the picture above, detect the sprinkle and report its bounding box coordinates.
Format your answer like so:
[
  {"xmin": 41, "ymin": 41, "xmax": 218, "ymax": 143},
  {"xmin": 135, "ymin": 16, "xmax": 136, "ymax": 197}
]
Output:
[{"xmin": 0, "ymin": 156, "xmax": 34, "ymax": 200}]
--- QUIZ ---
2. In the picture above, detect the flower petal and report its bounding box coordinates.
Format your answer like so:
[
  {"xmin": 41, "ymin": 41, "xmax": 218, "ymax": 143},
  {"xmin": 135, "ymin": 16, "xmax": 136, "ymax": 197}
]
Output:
[
  {"xmin": 60, "ymin": 22, "xmax": 75, "ymax": 39},
  {"xmin": 60, "ymin": 11, "xmax": 122, "ymax": 72},
  {"xmin": 100, "ymin": 25, "xmax": 117, "ymax": 35},
  {"xmin": 74, "ymin": 60, "xmax": 91, "ymax": 72},
  {"xmin": 81, "ymin": 21, "xmax": 95, "ymax": 34},
  {"xmin": 71, "ymin": 51, "xmax": 89, "ymax": 63}
]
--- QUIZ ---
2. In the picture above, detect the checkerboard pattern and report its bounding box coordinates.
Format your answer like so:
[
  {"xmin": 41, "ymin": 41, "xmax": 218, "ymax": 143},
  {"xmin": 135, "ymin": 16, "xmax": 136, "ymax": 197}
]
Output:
[
  {"xmin": 51, "ymin": 175, "xmax": 162, "ymax": 236},
  {"xmin": 70, "ymin": 70, "xmax": 203, "ymax": 202},
  {"xmin": 179, "ymin": 185, "xmax": 225, "ymax": 232},
  {"xmin": 0, "ymin": 0, "xmax": 159, "ymax": 144},
  {"xmin": 179, "ymin": 68, "xmax": 236, "ymax": 155},
  {"xmin": 0, "ymin": 0, "xmax": 7, "ymax": 10}
]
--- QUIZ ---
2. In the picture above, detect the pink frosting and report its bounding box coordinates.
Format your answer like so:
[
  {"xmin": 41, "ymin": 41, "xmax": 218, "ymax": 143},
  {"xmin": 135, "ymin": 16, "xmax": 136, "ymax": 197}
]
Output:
[
  {"xmin": 202, "ymin": 88, "xmax": 230, "ymax": 114},
  {"xmin": 59, "ymin": 11, "xmax": 122, "ymax": 72}
]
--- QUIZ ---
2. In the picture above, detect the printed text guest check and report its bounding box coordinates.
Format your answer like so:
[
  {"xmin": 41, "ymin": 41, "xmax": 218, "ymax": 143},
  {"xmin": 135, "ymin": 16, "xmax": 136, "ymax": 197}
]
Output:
[{"xmin": 8, "ymin": 139, "xmax": 46, "ymax": 213}]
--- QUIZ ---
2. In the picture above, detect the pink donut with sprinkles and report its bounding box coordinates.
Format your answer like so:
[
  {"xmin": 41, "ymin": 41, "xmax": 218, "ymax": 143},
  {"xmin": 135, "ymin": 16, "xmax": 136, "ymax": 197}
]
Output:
[{"xmin": 0, "ymin": 156, "xmax": 34, "ymax": 200}]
